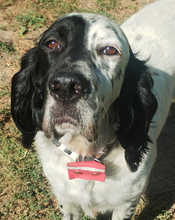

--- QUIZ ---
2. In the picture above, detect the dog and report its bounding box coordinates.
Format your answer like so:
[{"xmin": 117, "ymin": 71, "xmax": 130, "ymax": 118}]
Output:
[{"xmin": 11, "ymin": 0, "xmax": 175, "ymax": 219}]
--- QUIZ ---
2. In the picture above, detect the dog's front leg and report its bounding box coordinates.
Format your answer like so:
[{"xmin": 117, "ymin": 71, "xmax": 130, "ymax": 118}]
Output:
[
  {"xmin": 59, "ymin": 203, "xmax": 83, "ymax": 220},
  {"xmin": 112, "ymin": 203, "xmax": 137, "ymax": 220}
]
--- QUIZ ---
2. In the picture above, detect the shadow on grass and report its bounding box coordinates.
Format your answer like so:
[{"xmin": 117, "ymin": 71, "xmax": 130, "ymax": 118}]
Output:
[
  {"xmin": 96, "ymin": 212, "xmax": 112, "ymax": 220},
  {"xmin": 137, "ymin": 103, "xmax": 175, "ymax": 219}
]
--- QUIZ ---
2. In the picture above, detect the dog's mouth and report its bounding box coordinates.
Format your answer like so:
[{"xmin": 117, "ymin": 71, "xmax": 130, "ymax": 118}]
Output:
[
  {"xmin": 42, "ymin": 93, "xmax": 100, "ymax": 143},
  {"xmin": 43, "ymin": 110, "xmax": 98, "ymax": 143},
  {"xmin": 56, "ymin": 116, "xmax": 78, "ymax": 129},
  {"xmin": 42, "ymin": 99, "xmax": 115, "ymax": 160},
  {"xmin": 54, "ymin": 116, "xmax": 79, "ymax": 135},
  {"xmin": 53, "ymin": 118, "xmax": 98, "ymax": 143}
]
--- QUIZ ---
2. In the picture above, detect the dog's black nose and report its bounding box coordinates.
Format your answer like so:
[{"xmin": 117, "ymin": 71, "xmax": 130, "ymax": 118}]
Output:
[{"xmin": 49, "ymin": 72, "xmax": 87, "ymax": 101}]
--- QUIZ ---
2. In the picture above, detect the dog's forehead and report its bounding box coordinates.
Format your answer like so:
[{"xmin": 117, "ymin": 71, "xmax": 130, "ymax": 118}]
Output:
[
  {"xmin": 59, "ymin": 13, "xmax": 125, "ymax": 39},
  {"xmin": 81, "ymin": 13, "xmax": 122, "ymax": 34},
  {"xmin": 64, "ymin": 13, "xmax": 129, "ymax": 56}
]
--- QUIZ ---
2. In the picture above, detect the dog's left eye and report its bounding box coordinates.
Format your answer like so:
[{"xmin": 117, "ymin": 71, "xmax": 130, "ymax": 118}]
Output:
[
  {"xmin": 103, "ymin": 46, "xmax": 119, "ymax": 55},
  {"xmin": 46, "ymin": 40, "xmax": 60, "ymax": 49}
]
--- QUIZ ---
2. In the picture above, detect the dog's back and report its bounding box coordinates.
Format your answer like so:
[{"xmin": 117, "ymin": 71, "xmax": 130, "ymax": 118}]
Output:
[
  {"xmin": 121, "ymin": 0, "xmax": 175, "ymax": 76},
  {"xmin": 122, "ymin": 0, "xmax": 175, "ymax": 139}
]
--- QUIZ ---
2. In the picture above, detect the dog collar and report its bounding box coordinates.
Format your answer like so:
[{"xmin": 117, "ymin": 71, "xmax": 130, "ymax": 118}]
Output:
[{"xmin": 52, "ymin": 139, "xmax": 111, "ymax": 182}]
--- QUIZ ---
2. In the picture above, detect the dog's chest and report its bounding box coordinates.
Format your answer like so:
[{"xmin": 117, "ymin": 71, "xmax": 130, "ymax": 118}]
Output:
[
  {"xmin": 40, "ymin": 151, "xmax": 129, "ymax": 210},
  {"xmin": 35, "ymin": 132, "xmax": 137, "ymax": 211}
]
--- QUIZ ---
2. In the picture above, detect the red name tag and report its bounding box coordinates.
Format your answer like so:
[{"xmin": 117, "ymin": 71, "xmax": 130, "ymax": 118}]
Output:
[{"xmin": 67, "ymin": 161, "xmax": 106, "ymax": 182}]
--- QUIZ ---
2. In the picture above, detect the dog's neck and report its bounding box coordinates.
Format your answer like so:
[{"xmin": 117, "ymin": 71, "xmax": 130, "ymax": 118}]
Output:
[
  {"xmin": 52, "ymin": 130, "xmax": 118, "ymax": 162},
  {"xmin": 52, "ymin": 138, "xmax": 112, "ymax": 163}
]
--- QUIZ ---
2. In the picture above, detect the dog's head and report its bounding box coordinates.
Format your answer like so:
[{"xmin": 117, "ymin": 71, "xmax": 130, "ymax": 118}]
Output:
[{"xmin": 11, "ymin": 13, "xmax": 157, "ymax": 171}]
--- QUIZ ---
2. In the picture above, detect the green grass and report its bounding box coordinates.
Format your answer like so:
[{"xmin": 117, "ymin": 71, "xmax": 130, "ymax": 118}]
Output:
[
  {"xmin": 14, "ymin": 0, "xmax": 125, "ymax": 36},
  {"xmin": 134, "ymin": 197, "xmax": 172, "ymax": 220},
  {"xmin": 0, "ymin": 88, "xmax": 61, "ymax": 219},
  {"xmin": 96, "ymin": 0, "xmax": 119, "ymax": 11},
  {"xmin": 1, "ymin": 144, "xmax": 60, "ymax": 219},
  {"xmin": 0, "ymin": 41, "xmax": 15, "ymax": 54},
  {"xmin": 0, "ymin": 79, "xmax": 60, "ymax": 219},
  {"xmin": 16, "ymin": 13, "xmax": 46, "ymax": 35}
]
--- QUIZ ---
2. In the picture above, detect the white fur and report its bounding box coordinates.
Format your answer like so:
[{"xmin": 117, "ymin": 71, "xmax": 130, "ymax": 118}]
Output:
[
  {"xmin": 36, "ymin": 131, "xmax": 154, "ymax": 219},
  {"xmin": 121, "ymin": 0, "xmax": 175, "ymax": 139}
]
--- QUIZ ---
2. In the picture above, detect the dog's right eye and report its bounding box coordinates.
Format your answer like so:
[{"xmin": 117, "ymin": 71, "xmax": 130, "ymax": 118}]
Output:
[{"xmin": 46, "ymin": 40, "xmax": 60, "ymax": 49}]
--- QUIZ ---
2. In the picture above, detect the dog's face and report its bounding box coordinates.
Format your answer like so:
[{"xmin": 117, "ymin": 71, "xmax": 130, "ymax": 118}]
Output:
[
  {"xmin": 11, "ymin": 13, "xmax": 157, "ymax": 171},
  {"xmin": 36, "ymin": 13, "xmax": 130, "ymax": 142}
]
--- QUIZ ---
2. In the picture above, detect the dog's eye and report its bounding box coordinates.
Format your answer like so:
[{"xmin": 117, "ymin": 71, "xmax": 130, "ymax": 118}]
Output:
[
  {"xmin": 46, "ymin": 40, "xmax": 60, "ymax": 49},
  {"xmin": 103, "ymin": 46, "xmax": 119, "ymax": 55}
]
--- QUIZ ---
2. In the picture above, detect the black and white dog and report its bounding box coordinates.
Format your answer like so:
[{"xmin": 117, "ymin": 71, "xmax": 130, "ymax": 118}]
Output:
[{"xmin": 11, "ymin": 0, "xmax": 175, "ymax": 219}]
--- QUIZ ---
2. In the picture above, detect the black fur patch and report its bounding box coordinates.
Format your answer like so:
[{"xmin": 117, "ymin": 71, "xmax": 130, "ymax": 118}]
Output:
[
  {"xmin": 11, "ymin": 15, "xmax": 88, "ymax": 148},
  {"xmin": 115, "ymin": 49, "xmax": 158, "ymax": 172}
]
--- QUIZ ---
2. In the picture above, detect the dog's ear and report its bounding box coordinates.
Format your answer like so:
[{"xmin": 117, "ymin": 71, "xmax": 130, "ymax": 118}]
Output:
[
  {"xmin": 11, "ymin": 46, "xmax": 44, "ymax": 148},
  {"xmin": 115, "ymin": 49, "xmax": 158, "ymax": 172}
]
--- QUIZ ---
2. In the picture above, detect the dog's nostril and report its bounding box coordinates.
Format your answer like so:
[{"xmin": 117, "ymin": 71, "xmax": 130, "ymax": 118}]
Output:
[
  {"xmin": 74, "ymin": 83, "xmax": 86, "ymax": 94},
  {"xmin": 50, "ymin": 81, "xmax": 60, "ymax": 92},
  {"xmin": 49, "ymin": 72, "xmax": 87, "ymax": 101}
]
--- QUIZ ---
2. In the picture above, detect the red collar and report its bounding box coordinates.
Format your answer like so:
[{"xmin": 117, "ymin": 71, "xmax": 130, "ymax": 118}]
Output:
[{"xmin": 52, "ymin": 139, "xmax": 111, "ymax": 182}]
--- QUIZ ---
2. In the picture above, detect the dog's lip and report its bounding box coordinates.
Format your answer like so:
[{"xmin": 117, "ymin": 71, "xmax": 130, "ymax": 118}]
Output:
[
  {"xmin": 56, "ymin": 116, "xmax": 78, "ymax": 126},
  {"xmin": 53, "ymin": 117, "xmax": 79, "ymax": 139}
]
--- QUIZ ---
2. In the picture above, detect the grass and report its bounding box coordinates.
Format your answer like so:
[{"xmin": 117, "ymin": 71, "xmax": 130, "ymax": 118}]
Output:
[
  {"xmin": 0, "ymin": 0, "xmax": 174, "ymax": 219},
  {"xmin": 0, "ymin": 41, "xmax": 15, "ymax": 54},
  {"xmin": 16, "ymin": 13, "xmax": 46, "ymax": 35},
  {"xmin": 134, "ymin": 197, "xmax": 173, "ymax": 220},
  {"xmin": 0, "ymin": 83, "xmax": 60, "ymax": 219}
]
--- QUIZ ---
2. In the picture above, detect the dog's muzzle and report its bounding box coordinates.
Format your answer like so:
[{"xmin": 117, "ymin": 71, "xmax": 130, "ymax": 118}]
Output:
[{"xmin": 49, "ymin": 72, "xmax": 88, "ymax": 102}]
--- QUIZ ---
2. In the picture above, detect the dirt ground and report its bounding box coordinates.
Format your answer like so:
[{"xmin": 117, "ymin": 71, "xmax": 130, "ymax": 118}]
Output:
[{"xmin": 0, "ymin": 0, "xmax": 175, "ymax": 219}]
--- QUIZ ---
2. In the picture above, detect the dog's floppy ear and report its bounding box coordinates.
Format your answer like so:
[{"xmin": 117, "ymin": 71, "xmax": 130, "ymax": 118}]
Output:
[
  {"xmin": 11, "ymin": 46, "xmax": 43, "ymax": 148},
  {"xmin": 115, "ymin": 49, "xmax": 158, "ymax": 172}
]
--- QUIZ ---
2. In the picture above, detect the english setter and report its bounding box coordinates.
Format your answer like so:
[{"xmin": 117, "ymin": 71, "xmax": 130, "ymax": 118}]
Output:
[{"xmin": 11, "ymin": 0, "xmax": 175, "ymax": 219}]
